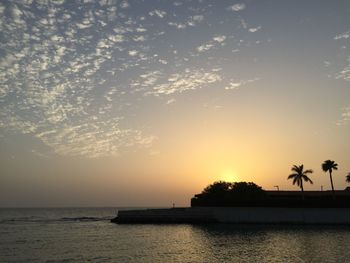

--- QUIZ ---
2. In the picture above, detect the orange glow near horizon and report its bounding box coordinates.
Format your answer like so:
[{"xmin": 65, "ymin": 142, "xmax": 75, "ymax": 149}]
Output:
[
  {"xmin": 1, "ymin": 0, "xmax": 350, "ymax": 208},
  {"xmin": 219, "ymin": 168, "xmax": 238, "ymax": 183}
]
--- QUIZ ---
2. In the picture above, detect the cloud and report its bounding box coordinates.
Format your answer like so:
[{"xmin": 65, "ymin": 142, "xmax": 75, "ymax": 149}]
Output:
[
  {"xmin": 197, "ymin": 43, "xmax": 214, "ymax": 52},
  {"xmin": 0, "ymin": 0, "xmax": 266, "ymax": 158},
  {"xmin": 35, "ymin": 120, "xmax": 156, "ymax": 158},
  {"xmin": 108, "ymin": 34, "xmax": 125, "ymax": 43},
  {"xmin": 0, "ymin": 1, "xmax": 158, "ymax": 158},
  {"xmin": 128, "ymin": 50, "xmax": 139, "ymax": 56},
  {"xmin": 168, "ymin": 21, "xmax": 187, "ymax": 29},
  {"xmin": 148, "ymin": 70, "xmax": 222, "ymax": 95},
  {"xmin": 334, "ymin": 31, "xmax": 350, "ymax": 40},
  {"xmin": 213, "ymin": 35, "xmax": 226, "ymax": 43},
  {"xmin": 225, "ymin": 78, "xmax": 259, "ymax": 90},
  {"xmin": 196, "ymin": 35, "xmax": 227, "ymax": 53},
  {"xmin": 166, "ymin": 98, "xmax": 176, "ymax": 105},
  {"xmin": 336, "ymin": 62, "xmax": 350, "ymax": 81},
  {"xmin": 149, "ymin": 10, "xmax": 167, "ymax": 18},
  {"xmin": 133, "ymin": 35, "xmax": 146, "ymax": 42},
  {"xmin": 168, "ymin": 14, "xmax": 204, "ymax": 30},
  {"xmin": 120, "ymin": 1, "xmax": 130, "ymax": 9},
  {"xmin": 227, "ymin": 3, "xmax": 246, "ymax": 12},
  {"xmin": 225, "ymin": 81, "xmax": 242, "ymax": 90},
  {"xmin": 336, "ymin": 106, "xmax": 350, "ymax": 126},
  {"xmin": 192, "ymin": 15, "xmax": 204, "ymax": 22},
  {"xmin": 333, "ymin": 30, "xmax": 350, "ymax": 82},
  {"xmin": 249, "ymin": 26, "xmax": 262, "ymax": 33}
]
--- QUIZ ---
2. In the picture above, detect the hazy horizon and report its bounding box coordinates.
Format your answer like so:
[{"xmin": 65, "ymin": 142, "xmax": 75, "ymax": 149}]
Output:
[{"xmin": 1, "ymin": 0, "xmax": 350, "ymax": 207}]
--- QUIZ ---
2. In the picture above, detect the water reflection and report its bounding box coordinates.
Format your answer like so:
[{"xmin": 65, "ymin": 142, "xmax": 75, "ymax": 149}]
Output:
[
  {"xmin": 190, "ymin": 224, "xmax": 350, "ymax": 262},
  {"xmin": 2, "ymin": 208, "xmax": 350, "ymax": 263}
]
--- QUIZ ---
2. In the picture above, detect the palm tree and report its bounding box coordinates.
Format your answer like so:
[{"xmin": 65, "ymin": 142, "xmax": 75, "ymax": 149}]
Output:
[
  {"xmin": 287, "ymin": 164, "xmax": 313, "ymax": 200},
  {"xmin": 346, "ymin": 173, "xmax": 350, "ymax": 183},
  {"xmin": 322, "ymin": 160, "xmax": 338, "ymax": 197}
]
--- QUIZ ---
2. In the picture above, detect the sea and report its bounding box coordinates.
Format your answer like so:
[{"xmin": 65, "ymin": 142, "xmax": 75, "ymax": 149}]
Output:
[{"xmin": 1, "ymin": 207, "xmax": 350, "ymax": 263}]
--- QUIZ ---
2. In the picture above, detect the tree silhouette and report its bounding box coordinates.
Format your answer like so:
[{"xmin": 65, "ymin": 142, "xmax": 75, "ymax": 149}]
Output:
[
  {"xmin": 201, "ymin": 181, "xmax": 232, "ymax": 195},
  {"xmin": 287, "ymin": 164, "xmax": 313, "ymax": 200},
  {"xmin": 346, "ymin": 173, "xmax": 350, "ymax": 183},
  {"xmin": 229, "ymin": 182, "xmax": 266, "ymax": 200},
  {"xmin": 322, "ymin": 160, "xmax": 338, "ymax": 198}
]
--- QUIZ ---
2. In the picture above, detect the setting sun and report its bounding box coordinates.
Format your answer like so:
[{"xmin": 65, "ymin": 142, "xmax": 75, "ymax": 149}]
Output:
[{"xmin": 220, "ymin": 168, "xmax": 238, "ymax": 182}]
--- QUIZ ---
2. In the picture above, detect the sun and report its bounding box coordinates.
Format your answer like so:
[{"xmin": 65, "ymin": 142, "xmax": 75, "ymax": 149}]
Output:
[{"xmin": 220, "ymin": 168, "xmax": 238, "ymax": 182}]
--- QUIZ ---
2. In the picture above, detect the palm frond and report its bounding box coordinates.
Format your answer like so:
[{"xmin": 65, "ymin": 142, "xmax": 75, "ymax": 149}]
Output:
[
  {"xmin": 322, "ymin": 160, "xmax": 338, "ymax": 172},
  {"xmin": 346, "ymin": 173, "xmax": 350, "ymax": 183},
  {"xmin": 293, "ymin": 177, "xmax": 298, "ymax": 185},
  {"xmin": 288, "ymin": 173, "xmax": 297, "ymax": 179},
  {"xmin": 304, "ymin": 169, "xmax": 313, "ymax": 174},
  {"xmin": 287, "ymin": 164, "xmax": 313, "ymax": 189}
]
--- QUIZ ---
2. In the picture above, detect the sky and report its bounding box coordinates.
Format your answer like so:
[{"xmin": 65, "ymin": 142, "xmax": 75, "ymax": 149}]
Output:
[{"xmin": 0, "ymin": 0, "xmax": 350, "ymax": 207}]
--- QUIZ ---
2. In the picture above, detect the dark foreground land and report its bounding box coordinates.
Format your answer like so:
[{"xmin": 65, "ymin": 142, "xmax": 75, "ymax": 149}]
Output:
[
  {"xmin": 112, "ymin": 190, "xmax": 350, "ymax": 224},
  {"xmin": 191, "ymin": 190, "xmax": 350, "ymax": 208}
]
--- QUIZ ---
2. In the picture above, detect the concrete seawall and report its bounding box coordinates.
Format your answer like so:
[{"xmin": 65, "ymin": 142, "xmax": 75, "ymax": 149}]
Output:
[
  {"xmin": 113, "ymin": 208, "xmax": 217, "ymax": 223},
  {"xmin": 112, "ymin": 207, "xmax": 350, "ymax": 224}
]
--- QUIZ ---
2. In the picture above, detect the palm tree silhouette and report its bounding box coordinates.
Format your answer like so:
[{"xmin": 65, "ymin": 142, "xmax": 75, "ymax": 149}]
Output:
[
  {"xmin": 287, "ymin": 164, "xmax": 313, "ymax": 200},
  {"xmin": 346, "ymin": 173, "xmax": 350, "ymax": 183},
  {"xmin": 322, "ymin": 160, "xmax": 338, "ymax": 198}
]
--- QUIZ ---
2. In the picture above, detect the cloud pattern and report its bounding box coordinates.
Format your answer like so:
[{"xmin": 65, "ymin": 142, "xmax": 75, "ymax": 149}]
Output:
[
  {"xmin": 0, "ymin": 0, "xmax": 263, "ymax": 157},
  {"xmin": 334, "ymin": 30, "xmax": 350, "ymax": 125}
]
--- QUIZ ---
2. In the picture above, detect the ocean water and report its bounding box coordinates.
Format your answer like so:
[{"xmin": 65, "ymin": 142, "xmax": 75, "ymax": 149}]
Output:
[{"xmin": 1, "ymin": 208, "xmax": 350, "ymax": 262}]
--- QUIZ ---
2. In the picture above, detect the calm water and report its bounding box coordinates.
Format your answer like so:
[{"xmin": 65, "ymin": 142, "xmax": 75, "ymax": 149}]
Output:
[{"xmin": 1, "ymin": 208, "xmax": 350, "ymax": 262}]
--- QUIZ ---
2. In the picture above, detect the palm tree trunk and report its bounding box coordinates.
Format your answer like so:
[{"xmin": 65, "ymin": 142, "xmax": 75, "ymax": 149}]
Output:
[
  {"xmin": 329, "ymin": 171, "xmax": 335, "ymax": 199},
  {"xmin": 301, "ymin": 181, "xmax": 304, "ymax": 200}
]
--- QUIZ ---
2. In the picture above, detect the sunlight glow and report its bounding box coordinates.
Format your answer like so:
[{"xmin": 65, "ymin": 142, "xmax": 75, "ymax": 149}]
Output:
[{"xmin": 220, "ymin": 168, "xmax": 238, "ymax": 182}]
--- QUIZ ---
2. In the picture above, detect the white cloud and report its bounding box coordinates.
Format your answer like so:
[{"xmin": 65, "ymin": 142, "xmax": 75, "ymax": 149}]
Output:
[
  {"xmin": 227, "ymin": 3, "xmax": 246, "ymax": 12},
  {"xmin": 197, "ymin": 43, "xmax": 214, "ymax": 52},
  {"xmin": 225, "ymin": 78, "xmax": 259, "ymax": 90},
  {"xmin": 133, "ymin": 35, "xmax": 146, "ymax": 42},
  {"xmin": 337, "ymin": 106, "xmax": 350, "ymax": 126},
  {"xmin": 128, "ymin": 50, "xmax": 139, "ymax": 56},
  {"xmin": 334, "ymin": 31, "xmax": 350, "ymax": 40},
  {"xmin": 0, "ymin": 0, "xmax": 269, "ymax": 159},
  {"xmin": 249, "ymin": 26, "xmax": 261, "ymax": 33},
  {"xmin": 213, "ymin": 35, "xmax": 226, "ymax": 43},
  {"xmin": 120, "ymin": 1, "xmax": 130, "ymax": 9},
  {"xmin": 108, "ymin": 34, "xmax": 124, "ymax": 43},
  {"xmin": 0, "ymin": 3, "xmax": 5, "ymax": 13},
  {"xmin": 51, "ymin": 0, "xmax": 65, "ymax": 5},
  {"xmin": 149, "ymin": 70, "xmax": 222, "ymax": 95},
  {"xmin": 136, "ymin": 27, "xmax": 147, "ymax": 32},
  {"xmin": 11, "ymin": 5, "xmax": 27, "ymax": 26},
  {"xmin": 336, "ymin": 61, "xmax": 350, "ymax": 81},
  {"xmin": 168, "ymin": 22, "xmax": 187, "ymax": 29},
  {"xmin": 225, "ymin": 81, "xmax": 242, "ymax": 90},
  {"xmin": 168, "ymin": 14, "xmax": 204, "ymax": 29},
  {"xmin": 149, "ymin": 9, "xmax": 167, "ymax": 18}
]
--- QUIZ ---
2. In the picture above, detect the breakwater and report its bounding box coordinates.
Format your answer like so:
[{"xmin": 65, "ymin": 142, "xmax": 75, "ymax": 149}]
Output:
[
  {"xmin": 111, "ymin": 207, "xmax": 350, "ymax": 224},
  {"xmin": 112, "ymin": 208, "xmax": 216, "ymax": 223}
]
